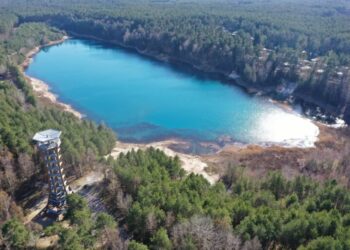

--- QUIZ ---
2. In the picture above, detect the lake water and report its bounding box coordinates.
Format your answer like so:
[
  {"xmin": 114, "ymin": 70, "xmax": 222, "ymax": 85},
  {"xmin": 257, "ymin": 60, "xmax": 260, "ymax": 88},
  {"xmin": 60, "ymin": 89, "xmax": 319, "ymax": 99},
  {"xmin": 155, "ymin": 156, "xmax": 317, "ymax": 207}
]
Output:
[{"xmin": 26, "ymin": 39, "xmax": 319, "ymax": 148}]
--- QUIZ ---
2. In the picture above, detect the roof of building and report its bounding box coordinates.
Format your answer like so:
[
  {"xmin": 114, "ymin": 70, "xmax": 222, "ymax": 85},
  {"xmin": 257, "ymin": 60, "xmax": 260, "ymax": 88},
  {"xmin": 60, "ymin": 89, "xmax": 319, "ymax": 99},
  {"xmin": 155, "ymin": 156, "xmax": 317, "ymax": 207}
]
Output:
[{"xmin": 33, "ymin": 129, "xmax": 62, "ymax": 142}]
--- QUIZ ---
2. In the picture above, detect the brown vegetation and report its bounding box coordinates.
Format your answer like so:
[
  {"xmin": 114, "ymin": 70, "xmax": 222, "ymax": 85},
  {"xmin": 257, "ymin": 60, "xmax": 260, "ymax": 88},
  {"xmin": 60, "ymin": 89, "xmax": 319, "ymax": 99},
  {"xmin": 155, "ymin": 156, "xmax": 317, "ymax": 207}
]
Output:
[{"xmin": 205, "ymin": 125, "xmax": 350, "ymax": 186}]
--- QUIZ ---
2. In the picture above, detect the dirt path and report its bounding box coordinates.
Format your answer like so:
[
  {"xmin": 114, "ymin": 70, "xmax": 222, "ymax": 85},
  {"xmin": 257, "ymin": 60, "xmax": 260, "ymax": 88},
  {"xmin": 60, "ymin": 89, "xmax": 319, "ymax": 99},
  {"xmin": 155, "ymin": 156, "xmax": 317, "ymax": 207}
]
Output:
[
  {"xmin": 24, "ymin": 171, "xmax": 104, "ymax": 224},
  {"xmin": 110, "ymin": 140, "xmax": 219, "ymax": 184}
]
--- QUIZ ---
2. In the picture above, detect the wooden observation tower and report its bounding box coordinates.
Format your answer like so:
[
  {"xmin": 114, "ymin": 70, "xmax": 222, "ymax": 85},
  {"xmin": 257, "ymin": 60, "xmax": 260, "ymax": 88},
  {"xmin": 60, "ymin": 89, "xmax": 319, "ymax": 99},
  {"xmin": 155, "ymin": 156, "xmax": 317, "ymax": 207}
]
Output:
[{"xmin": 33, "ymin": 129, "xmax": 72, "ymax": 216}]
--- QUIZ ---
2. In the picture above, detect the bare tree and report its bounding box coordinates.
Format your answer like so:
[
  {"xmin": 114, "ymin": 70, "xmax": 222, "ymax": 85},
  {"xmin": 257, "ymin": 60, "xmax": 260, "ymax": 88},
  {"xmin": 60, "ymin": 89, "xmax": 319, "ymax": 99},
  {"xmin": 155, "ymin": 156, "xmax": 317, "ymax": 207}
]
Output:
[
  {"xmin": 18, "ymin": 153, "xmax": 35, "ymax": 181},
  {"xmin": 101, "ymin": 228, "xmax": 126, "ymax": 250},
  {"xmin": 0, "ymin": 156, "xmax": 17, "ymax": 194},
  {"xmin": 241, "ymin": 237, "xmax": 262, "ymax": 250},
  {"xmin": 0, "ymin": 191, "xmax": 11, "ymax": 223},
  {"xmin": 0, "ymin": 191, "xmax": 24, "ymax": 224},
  {"xmin": 146, "ymin": 212, "xmax": 157, "ymax": 235},
  {"xmin": 171, "ymin": 215, "xmax": 241, "ymax": 250},
  {"xmin": 116, "ymin": 191, "xmax": 132, "ymax": 217}
]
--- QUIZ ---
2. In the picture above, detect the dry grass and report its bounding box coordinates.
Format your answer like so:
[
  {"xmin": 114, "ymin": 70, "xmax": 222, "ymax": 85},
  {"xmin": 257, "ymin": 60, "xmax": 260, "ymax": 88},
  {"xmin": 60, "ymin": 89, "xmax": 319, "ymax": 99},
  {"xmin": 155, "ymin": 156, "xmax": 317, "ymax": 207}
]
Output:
[{"xmin": 204, "ymin": 124, "xmax": 350, "ymax": 185}]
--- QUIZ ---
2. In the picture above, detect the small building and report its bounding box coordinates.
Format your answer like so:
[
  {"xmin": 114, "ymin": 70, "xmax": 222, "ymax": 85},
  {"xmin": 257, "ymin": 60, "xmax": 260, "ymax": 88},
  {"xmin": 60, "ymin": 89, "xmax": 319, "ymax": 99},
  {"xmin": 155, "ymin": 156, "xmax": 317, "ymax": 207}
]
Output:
[
  {"xmin": 228, "ymin": 70, "xmax": 240, "ymax": 80},
  {"xmin": 301, "ymin": 65, "xmax": 311, "ymax": 71}
]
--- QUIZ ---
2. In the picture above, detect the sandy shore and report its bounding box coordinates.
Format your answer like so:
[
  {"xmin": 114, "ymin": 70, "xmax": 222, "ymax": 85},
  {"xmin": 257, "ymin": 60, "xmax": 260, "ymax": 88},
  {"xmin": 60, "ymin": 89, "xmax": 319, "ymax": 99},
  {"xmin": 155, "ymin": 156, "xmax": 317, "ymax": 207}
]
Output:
[
  {"xmin": 109, "ymin": 140, "xmax": 220, "ymax": 184},
  {"xmin": 26, "ymin": 76, "xmax": 84, "ymax": 119},
  {"xmin": 21, "ymin": 36, "xmax": 70, "ymax": 68},
  {"xmin": 21, "ymin": 36, "xmax": 84, "ymax": 119}
]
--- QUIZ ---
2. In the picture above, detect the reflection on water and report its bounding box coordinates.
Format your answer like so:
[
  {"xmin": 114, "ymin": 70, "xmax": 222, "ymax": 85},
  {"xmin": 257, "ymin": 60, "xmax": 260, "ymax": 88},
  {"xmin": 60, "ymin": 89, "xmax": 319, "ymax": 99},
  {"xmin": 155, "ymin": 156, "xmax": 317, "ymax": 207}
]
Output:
[
  {"xmin": 26, "ymin": 39, "xmax": 319, "ymax": 148},
  {"xmin": 252, "ymin": 110, "xmax": 319, "ymax": 147}
]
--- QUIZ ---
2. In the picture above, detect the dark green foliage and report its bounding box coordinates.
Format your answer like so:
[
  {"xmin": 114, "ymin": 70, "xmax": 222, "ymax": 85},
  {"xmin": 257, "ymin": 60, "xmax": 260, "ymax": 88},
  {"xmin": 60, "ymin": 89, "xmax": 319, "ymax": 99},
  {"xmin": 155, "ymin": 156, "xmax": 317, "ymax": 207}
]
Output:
[
  {"xmin": 5, "ymin": 22, "xmax": 63, "ymax": 65},
  {"xmin": 128, "ymin": 240, "xmax": 149, "ymax": 250},
  {"xmin": 43, "ymin": 194, "xmax": 119, "ymax": 249},
  {"xmin": 262, "ymin": 171, "xmax": 288, "ymax": 199},
  {"xmin": 299, "ymin": 236, "xmax": 344, "ymax": 250},
  {"xmin": 43, "ymin": 222, "xmax": 64, "ymax": 236},
  {"xmin": 106, "ymin": 149, "xmax": 236, "ymax": 243},
  {"xmin": 105, "ymin": 151, "xmax": 350, "ymax": 249},
  {"xmin": 95, "ymin": 212, "xmax": 117, "ymax": 230},
  {"xmin": 150, "ymin": 228, "xmax": 172, "ymax": 250},
  {"xmin": 59, "ymin": 229, "xmax": 85, "ymax": 250},
  {"xmin": 1, "ymin": 218, "xmax": 31, "ymax": 249},
  {"xmin": 66, "ymin": 194, "xmax": 95, "ymax": 247},
  {"xmin": 1, "ymin": 1, "xmax": 350, "ymax": 249},
  {"xmin": 0, "ymin": 13, "xmax": 17, "ymax": 37},
  {"xmin": 66, "ymin": 193, "xmax": 89, "ymax": 216}
]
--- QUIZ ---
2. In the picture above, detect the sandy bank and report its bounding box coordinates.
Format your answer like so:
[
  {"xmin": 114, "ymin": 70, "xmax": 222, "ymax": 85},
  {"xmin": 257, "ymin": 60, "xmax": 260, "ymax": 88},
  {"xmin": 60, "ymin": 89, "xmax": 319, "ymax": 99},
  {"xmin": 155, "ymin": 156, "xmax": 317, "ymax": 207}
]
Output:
[
  {"xmin": 26, "ymin": 76, "xmax": 84, "ymax": 119},
  {"xmin": 109, "ymin": 140, "xmax": 219, "ymax": 184},
  {"xmin": 21, "ymin": 36, "xmax": 84, "ymax": 119},
  {"xmin": 22, "ymin": 36, "xmax": 70, "ymax": 68}
]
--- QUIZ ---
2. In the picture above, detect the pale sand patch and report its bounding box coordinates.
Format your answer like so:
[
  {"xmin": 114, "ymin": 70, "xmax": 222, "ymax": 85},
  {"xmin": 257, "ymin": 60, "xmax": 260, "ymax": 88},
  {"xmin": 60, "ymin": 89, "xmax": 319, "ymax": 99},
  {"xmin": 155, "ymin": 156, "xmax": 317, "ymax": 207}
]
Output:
[
  {"xmin": 109, "ymin": 140, "xmax": 219, "ymax": 184},
  {"xmin": 25, "ymin": 76, "xmax": 83, "ymax": 119},
  {"xmin": 71, "ymin": 171, "xmax": 104, "ymax": 193},
  {"xmin": 36, "ymin": 235, "xmax": 59, "ymax": 249}
]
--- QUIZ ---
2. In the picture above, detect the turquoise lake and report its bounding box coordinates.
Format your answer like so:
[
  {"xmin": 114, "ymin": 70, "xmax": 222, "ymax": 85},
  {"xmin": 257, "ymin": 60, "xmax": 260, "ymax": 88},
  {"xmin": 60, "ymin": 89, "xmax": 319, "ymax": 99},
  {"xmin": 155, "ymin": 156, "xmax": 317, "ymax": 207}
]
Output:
[{"xmin": 25, "ymin": 39, "xmax": 319, "ymax": 147}]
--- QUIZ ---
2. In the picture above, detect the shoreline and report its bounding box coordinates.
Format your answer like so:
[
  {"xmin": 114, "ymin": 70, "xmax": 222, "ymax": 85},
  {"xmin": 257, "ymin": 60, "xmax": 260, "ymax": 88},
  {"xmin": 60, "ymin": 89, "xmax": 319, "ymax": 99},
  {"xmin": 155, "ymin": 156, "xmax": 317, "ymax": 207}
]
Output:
[
  {"xmin": 109, "ymin": 140, "xmax": 220, "ymax": 184},
  {"xmin": 25, "ymin": 75, "xmax": 84, "ymax": 119},
  {"xmin": 22, "ymin": 35, "xmax": 323, "ymax": 150},
  {"xmin": 21, "ymin": 37, "xmax": 217, "ymax": 184},
  {"xmin": 20, "ymin": 35, "xmax": 344, "ymax": 184},
  {"xmin": 21, "ymin": 35, "xmax": 84, "ymax": 119},
  {"xmin": 69, "ymin": 33, "xmax": 347, "ymax": 125}
]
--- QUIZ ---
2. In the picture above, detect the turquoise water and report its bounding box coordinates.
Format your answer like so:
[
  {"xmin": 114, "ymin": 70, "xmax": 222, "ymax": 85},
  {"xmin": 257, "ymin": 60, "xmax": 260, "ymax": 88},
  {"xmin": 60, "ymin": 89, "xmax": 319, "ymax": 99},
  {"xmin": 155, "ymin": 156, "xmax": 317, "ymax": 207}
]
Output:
[{"xmin": 26, "ymin": 39, "xmax": 318, "ymax": 147}]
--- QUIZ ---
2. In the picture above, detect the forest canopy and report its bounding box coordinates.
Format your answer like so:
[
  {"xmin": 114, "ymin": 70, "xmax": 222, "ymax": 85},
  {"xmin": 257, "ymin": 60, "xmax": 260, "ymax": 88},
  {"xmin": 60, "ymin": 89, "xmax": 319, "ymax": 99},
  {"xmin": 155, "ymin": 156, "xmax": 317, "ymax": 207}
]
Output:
[
  {"xmin": 1, "ymin": 0, "xmax": 350, "ymax": 249},
  {"xmin": 100, "ymin": 148, "xmax": 350, "ymax": 249}
]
